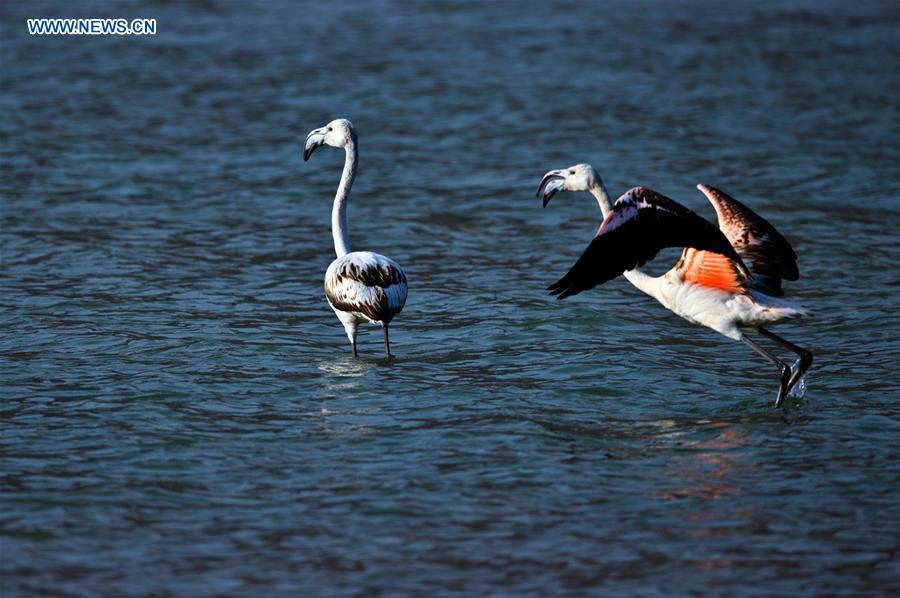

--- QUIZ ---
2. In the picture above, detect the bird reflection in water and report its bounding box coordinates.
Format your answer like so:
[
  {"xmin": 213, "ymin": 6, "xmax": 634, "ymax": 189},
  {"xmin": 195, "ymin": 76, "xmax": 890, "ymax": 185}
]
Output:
[
  {"xmin": 317, "ymin": 357, "xmax": 369, "ymax": 381},
  {"xmin": 658, "ymin": 423, "xmax": 760, "ymax": 571},
  {"xmin": 660, "ymin": 422, "xmax": 749, "ymax": 502}
]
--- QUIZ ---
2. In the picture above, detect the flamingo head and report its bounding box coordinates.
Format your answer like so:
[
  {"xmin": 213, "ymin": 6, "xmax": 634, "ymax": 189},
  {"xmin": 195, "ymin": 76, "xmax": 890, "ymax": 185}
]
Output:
[
  {"xmin": 537, "ymin": 163, "xmax": 601, "ymax": 207},
  {"xmin": 304, "ymin": 118, "xmax": 357, "ymax": 161}
]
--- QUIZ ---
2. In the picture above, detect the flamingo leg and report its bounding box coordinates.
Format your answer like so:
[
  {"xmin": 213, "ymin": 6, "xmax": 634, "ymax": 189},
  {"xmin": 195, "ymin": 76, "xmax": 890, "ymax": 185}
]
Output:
[
  {"xmin": 757, "ymin": 327, "xmax": 813, "ymax": 395},
  {"xmin": 742, "ymin": 335, "xmax": 791, "ymax": 407},
  {"xmin": 382, "ymin": 325, "xmax": 391, "ymax": 358},
  {"xmin": 349, "ymin": 326, "xmax": 359, "ymax": 358}
]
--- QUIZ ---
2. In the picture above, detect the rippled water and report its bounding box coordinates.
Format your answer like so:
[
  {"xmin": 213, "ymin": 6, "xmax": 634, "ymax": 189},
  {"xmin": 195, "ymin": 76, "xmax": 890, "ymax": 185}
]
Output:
[{"xmin": 2, "ymin": 0, "xmax": 899, "ymax": 594}]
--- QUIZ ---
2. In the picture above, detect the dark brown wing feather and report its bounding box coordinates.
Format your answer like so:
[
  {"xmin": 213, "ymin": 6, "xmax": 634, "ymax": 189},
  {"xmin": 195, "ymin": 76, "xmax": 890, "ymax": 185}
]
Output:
[
  {"xmin": 697, "ymin": 184, "xmax": 798, "ymax": 296},
  {"xmin": 548, "ymin": 187, "xmax": 749, "ymax": 299}
]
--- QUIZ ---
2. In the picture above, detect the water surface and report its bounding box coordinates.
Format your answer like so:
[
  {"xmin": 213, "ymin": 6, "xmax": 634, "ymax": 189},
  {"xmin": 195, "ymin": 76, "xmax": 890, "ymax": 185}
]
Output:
[{"xmin": 2, "ymin": 0, "xmax": 899, "ymax": 594}]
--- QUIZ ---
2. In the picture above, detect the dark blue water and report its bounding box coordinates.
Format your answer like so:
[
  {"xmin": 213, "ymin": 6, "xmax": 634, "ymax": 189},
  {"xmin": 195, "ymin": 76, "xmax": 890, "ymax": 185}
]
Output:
[{"xmin": 2, "ymin": 0, "xmax": 899, "ymax": 594}]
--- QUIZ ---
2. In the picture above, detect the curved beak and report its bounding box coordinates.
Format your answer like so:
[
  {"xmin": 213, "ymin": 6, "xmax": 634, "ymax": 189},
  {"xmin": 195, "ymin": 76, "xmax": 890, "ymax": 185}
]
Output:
[
  {"xmin": 536, "ymin": 169, "xmax": 567, "ymax": 207},
  {"xmin": 303, "ymin": 129, "xmax": 326, "ymax": 161}
]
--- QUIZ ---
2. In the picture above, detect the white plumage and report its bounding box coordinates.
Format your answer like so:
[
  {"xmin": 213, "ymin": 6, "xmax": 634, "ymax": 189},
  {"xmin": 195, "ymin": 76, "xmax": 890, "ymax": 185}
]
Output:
[
  {"xmin": 648, "ymin": 274, "xmax": 808, "ymax": 341},
  {"xmin": 304, "ymin": 119, "xmax": 408, "ymax": 357}
]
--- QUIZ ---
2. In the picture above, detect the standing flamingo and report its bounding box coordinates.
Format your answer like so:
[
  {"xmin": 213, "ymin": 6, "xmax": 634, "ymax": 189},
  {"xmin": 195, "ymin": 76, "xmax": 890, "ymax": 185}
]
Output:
[
  {"xmin": 537, "ymin": 164, "xmax": 812, "ymax": 406},
  {"xmin": 304, "ymin": 118, "xmax": 408, "ymax": 357}
]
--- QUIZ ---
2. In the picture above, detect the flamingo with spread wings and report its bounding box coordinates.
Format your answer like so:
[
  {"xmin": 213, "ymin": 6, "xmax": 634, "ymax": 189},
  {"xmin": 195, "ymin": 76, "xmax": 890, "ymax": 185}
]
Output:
[{"xmin": 538, "ymin": 164, "xmax": 812, "ymax": 407}]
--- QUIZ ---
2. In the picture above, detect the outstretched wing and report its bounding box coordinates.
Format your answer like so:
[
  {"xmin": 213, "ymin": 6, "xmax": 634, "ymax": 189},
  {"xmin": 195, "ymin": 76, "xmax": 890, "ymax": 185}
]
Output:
[
  {"xmin": 697, "ymin": 184, "xmax": 798, "ymax": 296},
  {"xmin": 548, "ymin": 187, "xmax": 750, "ymax": 299}
]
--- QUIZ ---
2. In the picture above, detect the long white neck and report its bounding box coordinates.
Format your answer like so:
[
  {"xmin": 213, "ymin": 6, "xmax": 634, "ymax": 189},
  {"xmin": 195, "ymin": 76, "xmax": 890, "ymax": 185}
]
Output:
[
  {"xmin": 623, "ymin": 268, "xmax": 665, "ymax": 301},
  {"xmin": 590, "ymin": 176, "xmax": 666, "ymax": 302},
  {"xmin": 588, "ymin": 178, "xmax": 614, "ymax": 217},
  {"xmin": 332, "ymin": 141, "xmax": 357, "ymax": 258}
]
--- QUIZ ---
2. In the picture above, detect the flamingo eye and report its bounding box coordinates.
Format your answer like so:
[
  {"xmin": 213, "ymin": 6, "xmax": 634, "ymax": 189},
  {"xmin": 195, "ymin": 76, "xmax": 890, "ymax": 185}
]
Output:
[
  {"xmin": 327, "ymin": 126, "xmax": 332, "ymax": 132},
  {"xmin": 569, "ymin": 170, "xmax": 575, "ymax": 175}
]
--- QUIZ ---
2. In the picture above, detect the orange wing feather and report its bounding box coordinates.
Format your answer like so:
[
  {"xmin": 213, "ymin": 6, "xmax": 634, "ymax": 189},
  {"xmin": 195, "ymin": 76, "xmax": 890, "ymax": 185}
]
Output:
[{"xmin": 677, "ymin": 248, "xmax": 748, "ymax": 294}]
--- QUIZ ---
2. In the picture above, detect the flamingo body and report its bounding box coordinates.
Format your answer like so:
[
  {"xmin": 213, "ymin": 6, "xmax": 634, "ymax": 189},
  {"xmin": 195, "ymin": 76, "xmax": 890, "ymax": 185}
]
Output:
[
  {"xmin": 324, "ymin": 251, "xmax": 407, "ymax": 330},
  {"xmin": 654, "ymin": 266, "xmax": 808, "ymax": 340}
]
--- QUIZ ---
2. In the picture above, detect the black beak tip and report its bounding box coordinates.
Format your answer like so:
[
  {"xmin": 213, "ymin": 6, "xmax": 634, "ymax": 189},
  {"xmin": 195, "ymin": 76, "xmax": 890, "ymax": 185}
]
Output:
[
  {"xmin": 541, "ymin": 189, "xmax": 556, "ymax": 208},
  {"xmin": 303, "ymin": 148, "xmax": 312, "ymax": 162}
]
